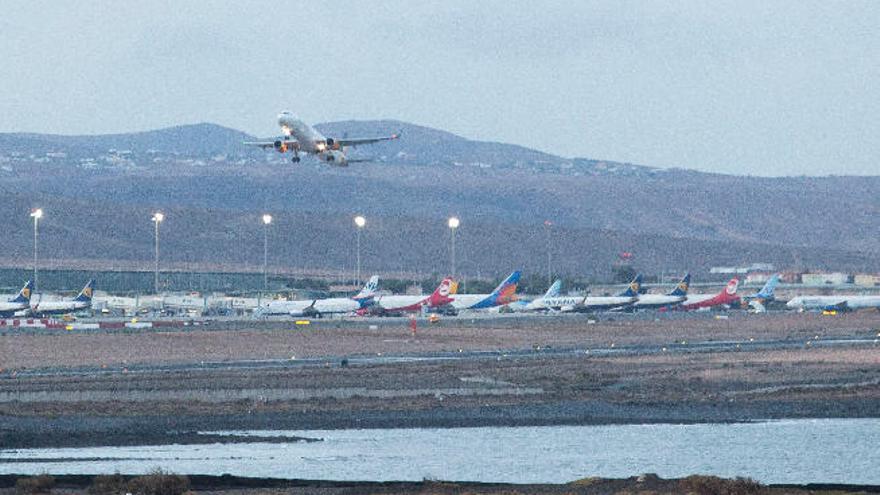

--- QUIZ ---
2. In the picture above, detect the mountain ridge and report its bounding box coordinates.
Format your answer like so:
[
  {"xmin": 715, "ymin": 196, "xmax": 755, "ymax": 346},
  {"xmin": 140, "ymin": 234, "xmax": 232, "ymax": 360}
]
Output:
[{"xmin": 0, "ymin": 121, "xmax": 876, "ymax": 279}]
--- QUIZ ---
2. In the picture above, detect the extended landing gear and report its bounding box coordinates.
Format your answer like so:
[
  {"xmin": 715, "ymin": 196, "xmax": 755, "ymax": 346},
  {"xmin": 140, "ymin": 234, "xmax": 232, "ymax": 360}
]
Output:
[{"xmin": 291, "ymin": 154, "xmax": 301, "ymax": 163}]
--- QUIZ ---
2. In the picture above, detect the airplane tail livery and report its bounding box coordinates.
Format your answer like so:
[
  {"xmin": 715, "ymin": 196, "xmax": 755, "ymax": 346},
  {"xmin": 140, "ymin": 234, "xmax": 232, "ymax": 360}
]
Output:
[
  {"xmin": 755, "ymin": 274, "xmax": 780, "ymax": 300},
  {"xmin": 352, "ymin": 276, "xmax": 380, "ymax": 301},
  {"xmin": 10, "ymin": 280, "xmax": 34, "ymax": 304},
  {"xmin": 617, "ymin": 274, "xmax": 643, "ymax": 298},
  {"xmin": 74, "ymin": 279, "xmax": 95, "ymax": 303},
  {"xmin": 667, "ymin": 273, "xmax": 691, "ymax": 297},
  {"xmin": 427, "ymin": 277, "xmax": 456, "ymax": 307},
  {"xmin": 544, "ymin": 280, "xmax": 562, "ymax": 298},
  {"xmin": 470, "ymin": 271, "xmax": 521, "ymax": 309}
]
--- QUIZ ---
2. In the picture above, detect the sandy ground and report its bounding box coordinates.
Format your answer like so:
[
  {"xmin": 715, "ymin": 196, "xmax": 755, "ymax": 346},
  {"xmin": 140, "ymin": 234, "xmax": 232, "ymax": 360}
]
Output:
[
  {"xmin": 0, "ymin": 312, "xmax": 878, "ymax": 448},
  {"xmin": 1, "ymin": 312, "xmax": 877, "ymax": 370}
]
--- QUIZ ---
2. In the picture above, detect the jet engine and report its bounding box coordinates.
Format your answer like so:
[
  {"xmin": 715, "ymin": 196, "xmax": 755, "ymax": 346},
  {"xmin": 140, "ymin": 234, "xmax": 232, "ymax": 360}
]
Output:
[
  {"xmin": 320, "ymin": 150, "xmax": 348, "ymax": 166},
  {"xmin": 273, "ymin": 140, "xmax": 287, "ymax": 153}
]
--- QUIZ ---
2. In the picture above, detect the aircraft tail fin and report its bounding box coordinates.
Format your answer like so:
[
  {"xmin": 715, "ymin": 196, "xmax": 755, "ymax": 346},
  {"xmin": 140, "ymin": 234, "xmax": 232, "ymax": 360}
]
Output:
[
  {"xmin": 490, "ymin": 271, "xmax": 521, "ymax": 305},
  {"xmin": 544, "ymin": 279, "xmax": 562, "ymax": 298},
  {"xmin": 10, "ymin": 280, "xmax": 34, "ymax": 304},
  {"xmin": 755, "ymin": 274, "xmax": 780, "ymax": 300},
  {"xmin": 723, "ymin": 278, "xmax": 740, "ymax": 296},
  {"xmin": 617, "ymin": 274, "xmax": 643, "ymax": 298},
  {"xmin": 667, "ymin": 273, "xmax": 691, "ymax": 297},
  {"xmin": 74, "ymin": 279, "xmax": 95, "ymax": 303},
  {"xmin": 353, "ymin": 275, "xmax": 380, "ymax": 301},
  {"xmin": 428, "ymin": 277, "xmax": 456, "ymax": 306}
]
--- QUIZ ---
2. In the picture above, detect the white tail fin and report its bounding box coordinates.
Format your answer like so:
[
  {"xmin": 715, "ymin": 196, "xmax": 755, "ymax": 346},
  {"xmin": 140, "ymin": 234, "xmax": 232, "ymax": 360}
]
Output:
[{"xmin": 353, "ymin": 275, "xmax": 379, "ymax": 300}]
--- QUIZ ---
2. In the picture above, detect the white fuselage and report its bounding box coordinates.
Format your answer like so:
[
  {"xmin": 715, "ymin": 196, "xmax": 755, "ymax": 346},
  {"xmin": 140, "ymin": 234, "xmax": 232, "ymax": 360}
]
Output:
[
  {"xmin": 375, "ymin": 294, "xmax": 432, "ymax": 313},
  {"xmin": 680, "ymin": 294, "xmax": 716, "ymax": 306},
  {"xmin": 632, "ymin": 294, "xmax": 686, "ymax": 309},
  {"xmin": 0, "ymin": 300, "xmax": 30, "ymax": 315},
  {"xmin": 262, "ymin": 297, "xmax": 361, "ymax": 317},
  {"xmin": 449, "ymin": 294, "xmax": 492, "ymax": 310},
  {"xmin": 31, "ymin": 300, "xmax": 90, "ymax": 315},
  {"xmin": 541, "ymin": 295, "xmax": 637, "ymax": 312},
  {"xmin": 786, "ymin": 295, "xmax": 880, "ymax": 311},
  {"xmin": 278, "ymin": 113, "xmax": 327, "ymax": 154}
]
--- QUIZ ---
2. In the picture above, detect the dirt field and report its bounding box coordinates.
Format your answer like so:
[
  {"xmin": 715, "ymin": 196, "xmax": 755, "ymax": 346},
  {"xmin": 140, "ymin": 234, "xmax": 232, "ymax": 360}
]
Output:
[
  {"xmin": 1, "ymin": 312, "xmax": 877, "ymax": 370},
  {"xmin": 1, "ymin": 312, "xmax": 878, "ymax": 448}
]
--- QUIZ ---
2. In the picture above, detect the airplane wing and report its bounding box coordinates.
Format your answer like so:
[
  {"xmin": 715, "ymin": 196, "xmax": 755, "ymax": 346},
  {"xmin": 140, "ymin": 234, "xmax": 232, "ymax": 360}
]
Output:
[
  {"xmin": 336, "ymin": 132, "xmax": 400, "ymax": 147},
  {"xmin": 242, "ymin": 139, "xmax": 300, "ymax": 150}
]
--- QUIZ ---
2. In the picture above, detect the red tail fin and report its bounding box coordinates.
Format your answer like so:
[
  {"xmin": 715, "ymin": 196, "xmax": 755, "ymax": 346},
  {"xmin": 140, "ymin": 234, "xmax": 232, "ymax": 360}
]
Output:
[
  {"xmin": 723, "ymin": 278, "xmax": 739, "ymax": 296},
  {"xmin": 428, "ymin": 277, "xmax": 455, "ymax": 307}
]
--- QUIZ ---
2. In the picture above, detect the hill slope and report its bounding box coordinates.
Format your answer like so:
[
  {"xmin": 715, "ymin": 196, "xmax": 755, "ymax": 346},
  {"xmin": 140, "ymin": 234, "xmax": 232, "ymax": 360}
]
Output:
[{"xmin": 0, "ymin": 122, "xmax": 876, "ymax": 280}]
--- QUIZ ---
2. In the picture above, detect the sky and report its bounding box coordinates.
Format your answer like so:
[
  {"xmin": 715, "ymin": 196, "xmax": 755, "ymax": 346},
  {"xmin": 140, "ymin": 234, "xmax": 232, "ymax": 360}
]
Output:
[{"xmin": 1, "ymin": 1, "xmax": 877, "ymax": 176}]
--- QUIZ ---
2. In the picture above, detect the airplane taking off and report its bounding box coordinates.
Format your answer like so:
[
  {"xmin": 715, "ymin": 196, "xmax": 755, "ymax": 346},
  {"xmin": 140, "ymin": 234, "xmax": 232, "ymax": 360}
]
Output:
[
  {"xmin": 373, "ymin": 277, "xmax": 456, "ymax": 315},
  {"xmin": 541, "ymin": 274, "xmax": 642, "ymax": 313},
  {"xmin": 450, "ymin": 271, "xmax": 521, "ymax": 311},
  {"xmin": 677, "ymin": 278, "xmax": 740, "ymax": 311},
  {"xmin": 244, "ymin": 112, "xmax": 400, "ymax": 166},
  {"xmin": 0, "ymin": 281, "xmax": 34, "ymax": 317},
  {"xmin": 259, "ymin": 276, "xmax": 379, "ymax": 317},
  {"xmin": 632, "ymin": 273, "xmax": 690, "ymax": 310},
  {"xmin": 31, "ymin": 280, "xmax": 94, "ymax": 316}
]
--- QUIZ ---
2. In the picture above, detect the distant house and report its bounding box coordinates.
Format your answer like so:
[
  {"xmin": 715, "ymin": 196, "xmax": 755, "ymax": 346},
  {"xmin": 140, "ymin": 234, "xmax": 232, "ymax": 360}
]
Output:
[
  {"xmin": 854, "ymin": 274, "xmax": 880, "ymax": 287},
  {"xmin": 802, "ymin": 272, "xmax": 850, "ymax": 285}
]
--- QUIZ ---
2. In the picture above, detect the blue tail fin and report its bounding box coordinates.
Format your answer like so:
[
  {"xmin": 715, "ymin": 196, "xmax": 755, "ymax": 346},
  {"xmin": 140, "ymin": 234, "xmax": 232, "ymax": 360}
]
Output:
[
  {"xmin": 74, "ymin": 279, "xmax": 95, "ymax": 303},
  {"xmin": 490, "ymin": 271, "xmax": 520, "ymax": 297},
  {"xmin": 471, "ymin": 271, "xmax": 521, "ymax": 309},
  {"xmin": 667, "ymin": 273, "xmax": 691, "ymax": 297},
  {"xmin": 544, "ymin": 279, "xmax": 562, "ymax": 298},
  {"xmin": 10, "ymin": 280, "xmax": 34, "ymax": 304},
  {"xmin": 617, "ymin": 274, "xmax": 642, "ymax": 297},
  {"xmin": 755, "ymin": 274, "xmax": 780, "ymax": 299}
]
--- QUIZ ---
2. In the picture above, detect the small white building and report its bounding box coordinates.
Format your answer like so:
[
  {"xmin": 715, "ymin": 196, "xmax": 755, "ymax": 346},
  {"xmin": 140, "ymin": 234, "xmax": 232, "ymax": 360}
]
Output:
[
  {"xmin": 854, "ymin": 274, "xmax": 880, "ymax": 287},
  {"xmin": 801, "ymin": 272, "xmax": 849, "ymax": 286},
  {"xmin": 745, "ymin": 272, "xmax": 774, "ymax": 285}
]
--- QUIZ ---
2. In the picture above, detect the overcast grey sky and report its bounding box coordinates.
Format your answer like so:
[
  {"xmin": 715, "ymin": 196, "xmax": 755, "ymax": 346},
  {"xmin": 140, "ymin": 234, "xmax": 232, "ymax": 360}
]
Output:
[{"xmin": 1, "ymin": 1, "xmax": 877, "ymax": 176}]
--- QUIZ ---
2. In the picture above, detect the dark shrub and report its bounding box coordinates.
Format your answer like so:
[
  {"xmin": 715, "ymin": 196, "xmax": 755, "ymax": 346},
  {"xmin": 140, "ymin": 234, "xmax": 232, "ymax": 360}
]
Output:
[
  {"xmin": 127, "ymin": 469, "xmax": 190, "ymax": 495},
  {"xmin": 680, "ymin": 475, "xmax": 765, "ymax": 495},
  {"xmin": 15, "ymin": 474, "xmax": 55, "ymax": 495},
  {"xmin": 88, "ymin": 474, "xmax": 128, "ymax": 495}
]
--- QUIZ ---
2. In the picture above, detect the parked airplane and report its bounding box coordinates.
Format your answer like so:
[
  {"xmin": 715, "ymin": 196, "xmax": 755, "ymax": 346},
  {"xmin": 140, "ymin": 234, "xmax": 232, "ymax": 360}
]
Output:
[
  {"xmin": 244, "ymin": 111, "xmax": 400, "ymax": 165},
  {"xmin": 450, "ymin": 271, "xmax": 521, "ymax": 311},
  {"xmin": 631, "ymin": 273, "xmax": 690, "ymax": 310},
  {"xmin": 259, "ymin": 276, "xmax": 379, "ymax": 317},
  {"xmin": 373, "ymin": 277, "xmax": 456, "ymax": 315},
  {"xmin": 541, "ymin": 275, "xmax": 642, "ymax": 312},
  {"xmin": 677, "ymin": 278, "xmax": 740, "ymax": 311},
  {"xmin": 31, "ymin": 280, "xmax": 94, "ymax": 316},
  {"xmin": 786, "ymin": 294, "xmax": 880, "ymax": 312},
  {"xmin": 523, "ymin": 279, "xmax": 563, "ymax": 312},
  {"xmin": 0, "ymin": 281, "xmax": 34, "ymax": 317},
  {"xmin": 744, "ymin": 274, "xmax": 781, "ymax": 312}
]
